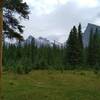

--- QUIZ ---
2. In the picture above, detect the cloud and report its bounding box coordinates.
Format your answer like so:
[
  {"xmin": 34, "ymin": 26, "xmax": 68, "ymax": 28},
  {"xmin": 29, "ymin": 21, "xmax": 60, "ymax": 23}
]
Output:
[
  {"xmin": 23, "ymin": 0, "xmax": 100, "ymax": 43},
  {"xmin": 75, "ymin": 0, "xmax": 99, "ymax": 8},
  {"xmin": 24, "ymin": 0, "xmax": 69, "ymax": 15}
]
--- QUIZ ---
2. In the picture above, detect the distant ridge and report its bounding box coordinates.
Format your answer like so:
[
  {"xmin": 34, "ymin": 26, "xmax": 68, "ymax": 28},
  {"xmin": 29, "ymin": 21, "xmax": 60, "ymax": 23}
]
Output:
[
  {"xmin": 25, "ymin": 35, "xmax": 63, "ymax": 47},
  {"xmin": 4, "ymin": 35, "xmax": 63, "ymax": 48}
]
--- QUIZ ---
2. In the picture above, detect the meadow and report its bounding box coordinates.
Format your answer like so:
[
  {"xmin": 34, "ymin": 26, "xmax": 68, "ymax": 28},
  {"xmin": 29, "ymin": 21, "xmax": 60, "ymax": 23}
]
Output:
[{"xmin": 1, "ymin": 70, "xmax": 100, "ymax": 100}]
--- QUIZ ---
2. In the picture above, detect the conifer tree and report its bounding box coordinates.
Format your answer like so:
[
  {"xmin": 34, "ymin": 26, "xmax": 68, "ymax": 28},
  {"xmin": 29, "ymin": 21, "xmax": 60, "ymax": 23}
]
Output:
[
  {"xmin": 77, "ymin": 24, "xmax": 83, "ymax": 65},
  {"xmin": 78, "ymin": 24, "xmax": 83, "ymax": 49},
  {"xmin": 0, "ymin": 0, "xmax": 29, "ymax": 77},
  {"xmin": 87, "ymin": 28, "xmax": 94, "ymax": 66},
  {"xmin": 67, "ymin": 26, "xmax": 79, "ymax": 67},
  {"xmin": 87, "ymin": 28, "xmax": 100, "ymax": 68},
  {"xmin": 92, "ymin": 28, "xmax": 100, "ymax": 66}
]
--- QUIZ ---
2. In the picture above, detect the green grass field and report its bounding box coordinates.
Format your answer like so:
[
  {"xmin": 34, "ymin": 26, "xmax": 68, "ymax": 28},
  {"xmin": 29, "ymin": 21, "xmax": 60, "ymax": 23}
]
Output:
[{"xmin": 1, "ymin": 70, "xmax": 100, "ymax": 100}]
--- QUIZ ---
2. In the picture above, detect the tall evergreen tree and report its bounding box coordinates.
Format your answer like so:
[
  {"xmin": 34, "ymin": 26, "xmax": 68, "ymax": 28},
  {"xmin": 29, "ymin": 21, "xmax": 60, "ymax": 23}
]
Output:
[
  {"xmin": 77, "ymin": 24, "xmax": 83, "ymax": 65},
  {"xmin": 92, "ymin": 28, "xmax": 100, "ymax": 66},
  {"xmin": 78, "ymin": 24, "xmax": 83, "ymax": 49},
  {"xmin": 30, "ymin": 37, "xmax": 36, "ymax": 68},
  {"xmin": 66, "ymin": 26, "xmax": 79, "ymax": 67},
  {"xmin": 87, "ymin": 28, "xmax": 94, "ymax": 66},
  {"xmin": 0, "ymin": 0, "xmax": 29, "ymax": 77},
  {"xmin": 87, "ymin": 28, "xmax": 100, "ymax": 68}
]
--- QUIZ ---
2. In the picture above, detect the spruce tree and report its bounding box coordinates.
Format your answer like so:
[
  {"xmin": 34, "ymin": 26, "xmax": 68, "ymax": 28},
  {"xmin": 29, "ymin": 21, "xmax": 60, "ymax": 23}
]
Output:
[
  {"xmin": 77, "ymin": 24, "xmax": 83, "ymax": 65},
  {"xmin": 87, "ymin": 28, "xmax": 100, "ymax": 69},
  {"xmin": 30, "ymin": 37, "xmax": 36, "ymax": 67},
  {"xmin": 78, "ymin": 24, "xmax": 83, "ymax": 49},
  {"xmin": 87, "ymin": 28, "xmax": 94, "ymax": 66},
  {"xmin": 92, "ymin": 28, "xmax": 100, "ymax": 66},
  {"xmin": 67, "ymin": 26, "xmax": 79, "ymax": 67}
]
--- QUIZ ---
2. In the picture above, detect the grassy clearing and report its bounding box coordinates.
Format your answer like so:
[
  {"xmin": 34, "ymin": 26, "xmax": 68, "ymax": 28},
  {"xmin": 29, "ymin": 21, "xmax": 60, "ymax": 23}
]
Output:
[{"xmin": 1, "ymin": 70, "xmax": 100, "ymax": 100}]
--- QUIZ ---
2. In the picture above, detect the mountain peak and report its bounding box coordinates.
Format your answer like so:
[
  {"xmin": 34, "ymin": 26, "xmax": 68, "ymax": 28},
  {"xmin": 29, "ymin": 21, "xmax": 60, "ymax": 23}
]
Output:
[{"xmin": 83, "ymin": 23, "xmax": 100, "ymax": 47}]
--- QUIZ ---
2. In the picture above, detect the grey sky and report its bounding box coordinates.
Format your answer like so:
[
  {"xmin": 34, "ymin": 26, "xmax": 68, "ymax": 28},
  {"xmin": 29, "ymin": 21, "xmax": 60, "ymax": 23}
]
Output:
[{"xmin": 22, "ymin": 0, "xmax": 100, "ymax": 43}]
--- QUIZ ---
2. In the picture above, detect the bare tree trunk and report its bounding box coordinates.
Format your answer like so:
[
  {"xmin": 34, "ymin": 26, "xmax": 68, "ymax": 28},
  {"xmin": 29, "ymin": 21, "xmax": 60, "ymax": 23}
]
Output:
[{"xmin": 0, "ymin": 0, "xmax": 3, "ymax": 79}]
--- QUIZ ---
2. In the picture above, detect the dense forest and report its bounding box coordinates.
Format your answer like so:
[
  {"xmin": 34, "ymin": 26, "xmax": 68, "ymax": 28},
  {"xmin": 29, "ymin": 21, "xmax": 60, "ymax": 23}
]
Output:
[{"xmin": 3, "ymin": 24, "xmax": 100, "ymax": 74}]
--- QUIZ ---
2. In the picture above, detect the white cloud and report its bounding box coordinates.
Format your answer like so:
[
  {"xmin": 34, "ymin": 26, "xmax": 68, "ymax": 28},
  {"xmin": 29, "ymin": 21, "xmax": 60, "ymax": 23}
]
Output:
[
  {"xmin": 75, "ymin": 0, "xmax": 99, "ymax": 8},
  {"xmin": 24, "ymin": 0, "xmax": 99, "ymax": 15},
  {"xmin": 57, "ymin": 0, "xmax": 69, "ymax": 5},
  {"xmin": 24, "ymin": 0, "xmax": 69, "ymax": 15}
]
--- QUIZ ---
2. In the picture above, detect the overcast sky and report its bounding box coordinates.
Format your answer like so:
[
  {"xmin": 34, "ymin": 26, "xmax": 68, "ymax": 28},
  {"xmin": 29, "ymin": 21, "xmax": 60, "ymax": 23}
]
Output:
[{"xmin": 22, "ymin": 0, "xmax": 100, "ymax": 43}]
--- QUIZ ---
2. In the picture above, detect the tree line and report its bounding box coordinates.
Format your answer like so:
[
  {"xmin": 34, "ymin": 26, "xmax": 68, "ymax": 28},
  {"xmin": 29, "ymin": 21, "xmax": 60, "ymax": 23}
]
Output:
[{"xmin": 3, "ymin": 24, "xmax": 100, "ymax": 74}]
